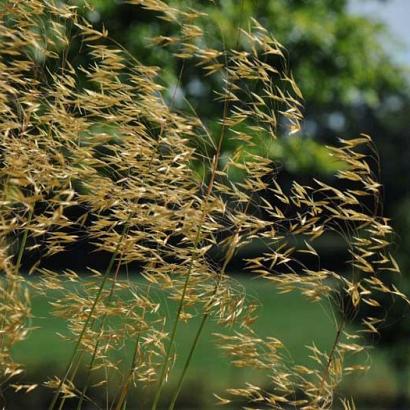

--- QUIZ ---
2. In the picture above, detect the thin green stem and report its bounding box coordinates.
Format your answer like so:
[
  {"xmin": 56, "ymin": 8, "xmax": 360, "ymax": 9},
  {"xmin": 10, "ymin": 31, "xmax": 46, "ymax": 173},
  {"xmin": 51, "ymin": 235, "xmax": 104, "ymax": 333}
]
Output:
[
  {"xmin": 48, "ymin": 216, "xmax": 131, "ymax": 410},
  {"xmin": 75, "ymin": 334, "xmax": 100, "ymax": 410},
  {"xmin": 167, "ymin": 254, "xmax": 231, "ymax": 409},
  {"xmin": 168, "ymin": 313, "xmax": 207, "ymax": 410},
  {"xmin": 150, "ymin": 265, "xmax": 195, "ymax": 410},
  {"xmin": 319, "ymin": 317, "xmax": 346, "ymax": 399},
  {"xmin": 58, "ymin": 355, "xmax": 84, "ymax": 410},
  {"xmin": 15, "ymin": 209, "xmax": 33, "ymax": 273},
  {"xmin": 152, "ymin": 2, "xmax": 246, "ymax": 407},
  {"xmin": 113, "ymin": 334, "xmax": 140, "ymax": 410},
  {"xmin": 168, "ymin": 151, "xmax": 251, "ymax": 407},
  {"xmin": 76, "ymin": 255, "xmax": 125, "ymax": 410},
  {"xmin": 154, "ymin": 56, "xmax": 225, "ymax": 410}
]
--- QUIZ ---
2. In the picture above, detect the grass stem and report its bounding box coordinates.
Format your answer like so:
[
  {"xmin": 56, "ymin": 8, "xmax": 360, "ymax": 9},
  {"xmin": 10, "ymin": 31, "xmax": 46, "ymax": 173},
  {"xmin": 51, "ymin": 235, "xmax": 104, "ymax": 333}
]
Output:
[{"xmin": 48, "ymin": 216, "xmax": 131, "ymax": 410}]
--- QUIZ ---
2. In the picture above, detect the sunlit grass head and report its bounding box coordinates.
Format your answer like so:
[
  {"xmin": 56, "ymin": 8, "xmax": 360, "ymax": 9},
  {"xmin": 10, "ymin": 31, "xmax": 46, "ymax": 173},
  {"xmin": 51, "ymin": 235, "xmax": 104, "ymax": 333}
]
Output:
[{"xmin": 0, "ymin": 1, "xmax": 407, "ymax": 409}]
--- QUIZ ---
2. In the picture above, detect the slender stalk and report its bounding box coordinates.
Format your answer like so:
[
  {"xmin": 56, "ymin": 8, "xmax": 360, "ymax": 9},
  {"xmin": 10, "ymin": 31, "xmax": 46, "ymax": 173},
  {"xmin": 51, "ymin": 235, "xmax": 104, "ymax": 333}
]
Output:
[
  {"xmin": 152, "ymin": 3, "xmax": 246, "ymax": 405},
  {"xmin": 319, "ymin": 317, "xmax": 346, "ymax": 399},
  {"xmin": 48, "ymin": 216, "xmax": 131, "ymax": 410},
  {"xmin": 15, "ymin": 209, "xmax": 33, "ymax": 273},
  {"xmin": 75, "ymin": 334, "xmax": 100, "ymax": 410},
  {"xmin": 167, "ymin": 253, "xmax": 232, "ymax": 409},
  {"xmin": 113, "ymin": 334, "xmax": 140, "ymax": 410},
  {"xmin": 152, "ymin": 134, "xmax": 224, "ymax": 410},
  {"xmin": 151, "ymin": 126, "xmax": 227, "ymax": 409},
  {"xmin": 168, "ymin": 173, "xmax": 251, "ymax": 407},
  {"xmin": 58, "ymin": 355, "xmax": 83, "ymax": 410},
  {"xmin": 75, "ymin": 255, "xmax": 125, "ymax": 410},
  {"xmin": 150, "ymin": 263, "xmax": 196, "ymax": 410},
  {"xmin": 168, "ymin": 314, "xmax": 207, "ymax": 410}
]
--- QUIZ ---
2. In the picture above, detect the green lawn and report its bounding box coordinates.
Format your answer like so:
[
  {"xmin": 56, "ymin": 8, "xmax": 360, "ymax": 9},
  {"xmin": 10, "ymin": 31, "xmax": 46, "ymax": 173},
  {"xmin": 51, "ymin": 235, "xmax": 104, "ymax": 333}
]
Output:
[{"xmin": 11, "ymin": 275, "xmax": 400, "ymax": 408}]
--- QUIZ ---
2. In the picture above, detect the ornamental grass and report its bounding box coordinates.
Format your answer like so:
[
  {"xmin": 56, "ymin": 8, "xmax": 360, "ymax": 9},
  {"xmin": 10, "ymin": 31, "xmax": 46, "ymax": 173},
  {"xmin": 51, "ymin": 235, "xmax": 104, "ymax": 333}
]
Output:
[{"xmin": 0, "ymin": 1, "xmax": 407, "ymax": 409}]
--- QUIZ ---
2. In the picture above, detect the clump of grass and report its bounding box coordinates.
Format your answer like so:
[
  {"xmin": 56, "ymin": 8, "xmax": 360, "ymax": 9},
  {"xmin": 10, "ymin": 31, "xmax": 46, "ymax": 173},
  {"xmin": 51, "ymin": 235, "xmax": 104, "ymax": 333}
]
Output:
[{"xmin": 0, "ymin": 1, "xmax": 407, "ymax": 409}]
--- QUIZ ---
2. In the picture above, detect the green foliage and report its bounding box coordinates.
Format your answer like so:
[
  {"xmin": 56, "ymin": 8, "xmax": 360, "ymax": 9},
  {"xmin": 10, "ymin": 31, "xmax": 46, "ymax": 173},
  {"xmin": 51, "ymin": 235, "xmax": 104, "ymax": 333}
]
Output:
[{"xmin": 87, "ymin": 0, "xmax": 410, "ymax": 179}]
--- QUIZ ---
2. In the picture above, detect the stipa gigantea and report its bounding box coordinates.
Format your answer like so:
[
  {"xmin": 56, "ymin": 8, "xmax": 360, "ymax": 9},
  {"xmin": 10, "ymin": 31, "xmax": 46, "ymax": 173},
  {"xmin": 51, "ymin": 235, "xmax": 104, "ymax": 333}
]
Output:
[{"xmin": 0, "ymin": 1, "xmax": 407, "ymax": 409}]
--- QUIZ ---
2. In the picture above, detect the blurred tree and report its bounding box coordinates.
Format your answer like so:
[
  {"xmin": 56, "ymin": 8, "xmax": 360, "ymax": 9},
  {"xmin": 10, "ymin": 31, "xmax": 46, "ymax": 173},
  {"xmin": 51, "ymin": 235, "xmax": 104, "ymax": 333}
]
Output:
[{"xmin": 84, "ymin": 0, "xmax": 409, "ymax": 178}]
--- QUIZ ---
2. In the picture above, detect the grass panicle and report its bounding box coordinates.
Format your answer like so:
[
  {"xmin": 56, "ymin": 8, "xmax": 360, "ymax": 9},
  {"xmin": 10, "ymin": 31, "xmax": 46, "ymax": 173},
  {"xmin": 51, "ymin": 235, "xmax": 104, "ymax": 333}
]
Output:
[{"xmin": 0, "ymin": 1, "xmax": 407, "ymax": 409}]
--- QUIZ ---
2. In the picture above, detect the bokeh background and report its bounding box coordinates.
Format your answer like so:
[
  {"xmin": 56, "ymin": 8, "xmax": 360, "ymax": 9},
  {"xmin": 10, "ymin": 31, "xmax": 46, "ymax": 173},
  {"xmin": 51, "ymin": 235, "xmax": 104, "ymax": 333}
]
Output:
[{"xmin": 8, "ymin": 0, "xmax": 410, "ymax": 408}]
